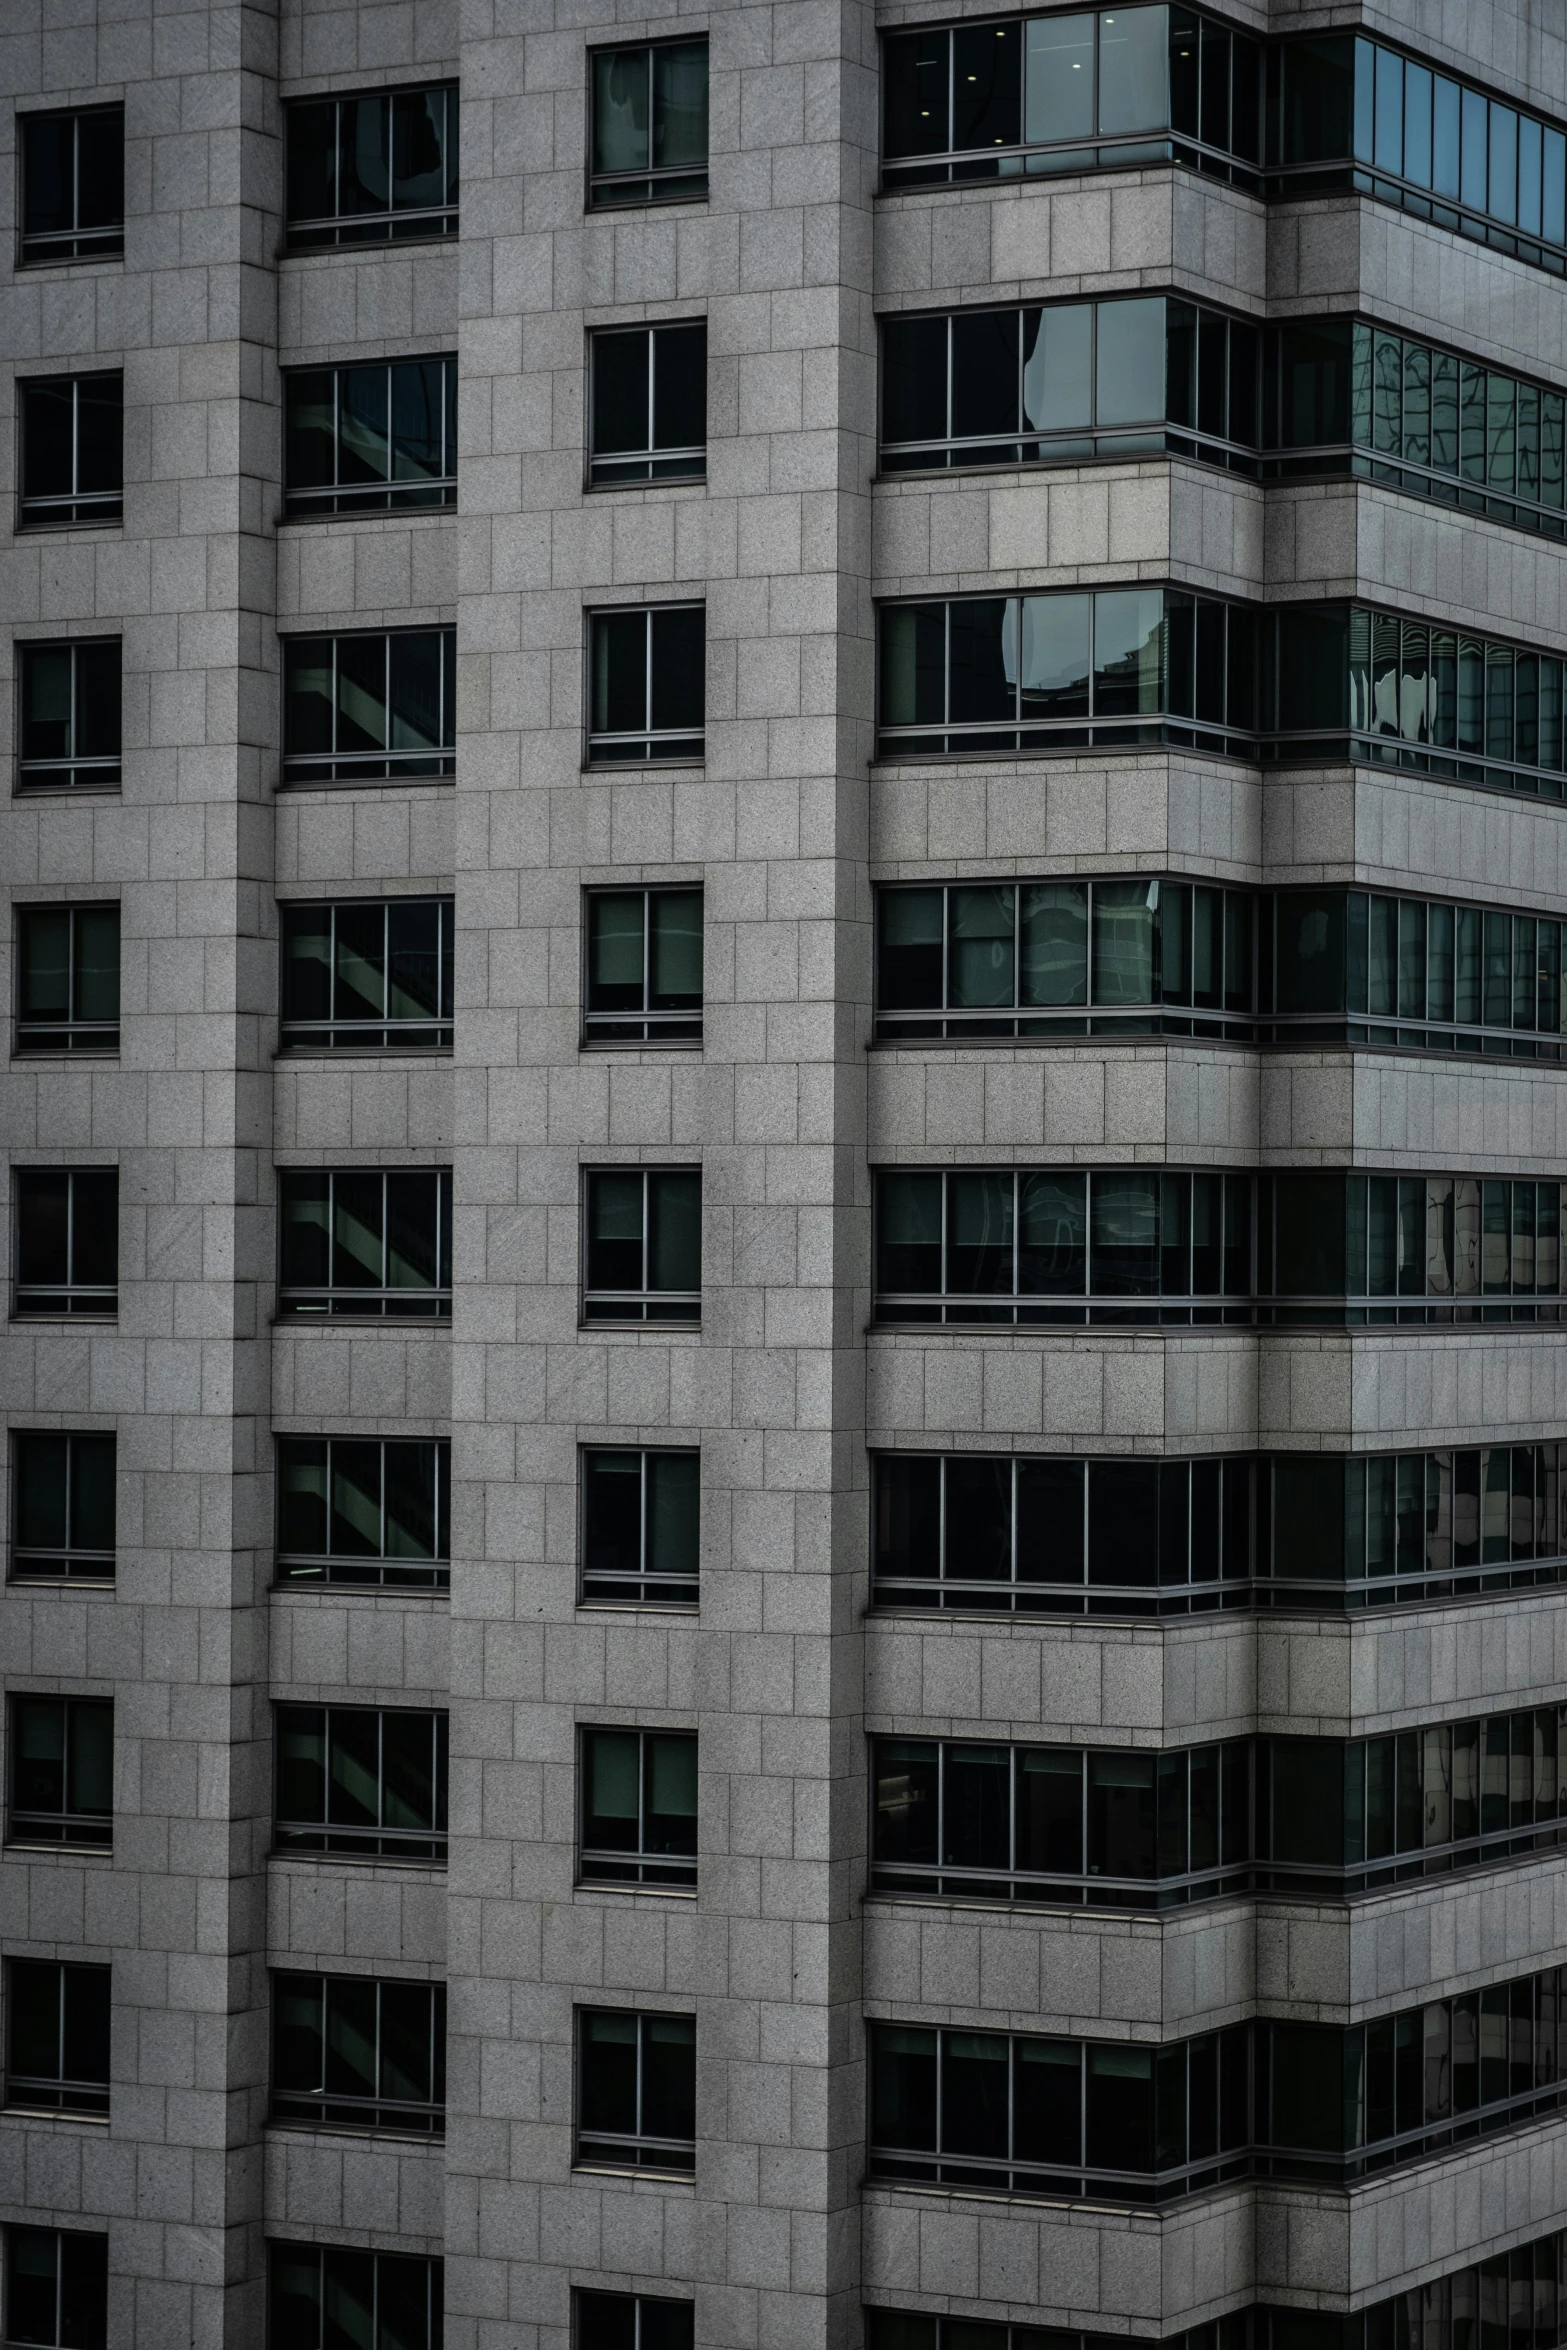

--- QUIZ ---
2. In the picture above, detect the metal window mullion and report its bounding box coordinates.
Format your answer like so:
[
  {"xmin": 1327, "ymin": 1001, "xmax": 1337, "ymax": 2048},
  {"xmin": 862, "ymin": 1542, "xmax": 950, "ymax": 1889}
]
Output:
[
  {"xmin": 943, "ymin": 603, "xmax": 951, "ymax": 728},
  {"xmin": 946, "ymin": 317, "xmax": 954, "ymax": 445},
  {"xmin": 381, "ymin": 901, "xmax": 392, "ymax": 1032},
  {"xmin": 375, "ymin": 1709, "xmax": 386, "ymax": 1831},
  {"xmin": 933, "ymin": 2024, "xmax": 943, "ymax": 2156},
  {"xmin": 65, "ymin": 1170, "xmax": 76, "ymax": 1289},
  {"xmin": 332, "ymin": 370, "xmax": 343, "ymax": 493},
  {"xmin": 383, "ymin": 634, "xmax": 393, "ymax": 758},
  {"xmin": 939, "ymin": 1172, "xmax": 948, "ymax": 1300},
  {"xmin": 935, "ymin": 1742, "xmax": 945, "ymax": 1877},
  {"xmin": 645, "ymin": 611, "xmax": 655, "ymax": 743},
  {"xmin": 70, "ymin": 378, "xmax": 81, "ymax": 501},
  {"xmin": 635, "ymin": 2012, "xmax": 646, "ymax": 2139},
  {"xmin": 1009, "ymin": 1456, "xmax": 1018, "ymax": 1591},
  {"xmin": 330, "ymin": 637, "xmax": 340, "ymax": 757},
  {"xmin": 1011, "ymin": 1171, "xmax": 1020, "ymax": 1309},
  {"xmin": 937, "ymin": 1455, "xmax": 946, "ymax": 1585},
  {"xmin": 940, "ymin": 885, "xmax": 950, "ymax": 1011},
  {"xmin": 643, "ymin": 890, "xmax": 652, "ymax": 1018},
  {"xmin": 57, "ymin": 1961, "xmax": 67, "ymax": 2082},
  {"xmin": 639, "ymin": 1449, "xmax": 650, "ymax": 1584},
  {"xmin": 648, "ymin": 329, "xmax": 658, "ymax": 461}
]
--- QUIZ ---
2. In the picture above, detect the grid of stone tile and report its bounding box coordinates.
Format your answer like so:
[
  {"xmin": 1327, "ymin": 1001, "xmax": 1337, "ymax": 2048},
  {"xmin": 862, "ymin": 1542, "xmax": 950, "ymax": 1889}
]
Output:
[{"xmin": 3, "ymin": 0, "xmax": 1567, "ymax": 2343}]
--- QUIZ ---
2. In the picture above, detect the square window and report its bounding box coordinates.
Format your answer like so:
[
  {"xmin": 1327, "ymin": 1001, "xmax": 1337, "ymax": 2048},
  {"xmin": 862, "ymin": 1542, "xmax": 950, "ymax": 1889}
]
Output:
[
  {"xmin": 587, "ymin": 608, "xmax": 704, "ymax": 763},
  {"xmin": 589, "ymin": 44, "xmax": 708, "ymax": 208},
  {"xmin": 285, "ymin": 87, "xmax": 458, "ymax": 248}
]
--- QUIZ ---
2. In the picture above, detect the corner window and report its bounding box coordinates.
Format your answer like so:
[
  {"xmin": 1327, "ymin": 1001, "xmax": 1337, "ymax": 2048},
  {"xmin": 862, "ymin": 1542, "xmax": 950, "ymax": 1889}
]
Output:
[
  {"xmin": 18, "ymin": 640, "xmax": 121, "ymax": 792},
  {"xmin": 275, "ymin": 1705, "xmax": 447, "ymax": 1861},
  {"xmin": 1275, "ymin": 36, "xmax": 1567, "ymax": 278},
  {"xmin": 282, "ymin": 629, "xmax": 455, "ymax": 785},
  {"xmin": 268, "ymin": 2246, "xmax": 442, "ymax": 2350},
  {"xmin": 9, "ymin": 1432, "xmax": 115, "ymax": 1582},
  {"xmin": 19, "ymin": 108, "xmax": 123, "ymax": 264},
  {"xmin": 580, "ymin": 1448, "xmax": 699, "ymax": 1608},
  {"xmin": 8, "ymin": 1697, "xmax": 112, "ymax": 1849},
  {"xmin": 881, "ymin": 7, "xmax": 1262, "ymax": 191},
  {"xmin": 870, "ymin": 1733, "xmax": 1249, "ymax": 1906},
  {"xmin": 589, "ymin": 323, "xmax": 706, "ymax": 485},
  {"xmin": 873, "ymin": 1167, "xmax": 1251, "ymax": 1326},
  {"xmin": 589, "ymin": 43, "xmax": 708, "ymax": 209},
  {"xmin": 15, "ymin": 905, "xmax": 120, "ymax": 1054},
  {"xmin": 584, "ymin": 889, "xmax": 702, "ymax": 1042},
  {"xmin": 588, "ymin": 606, "xmax": 704, "ymax": 763},
  {"xmin": 577, "ymin": 2291, "xmax": 694, "ymax": 2350},
  {"xmin": 284, "ymin": 359, "xmax": 457, "ymax": 515},
  {"xmin": 3, "ymin": 2227, "xmax": 108, "ymax": 2349},
  {"xmin": 271, "ymin": 1972, "xmax": 445, "ymax": 2135},
  {"xmin": 277, "ymin": 1168, "xmax": 452, "ymax": 1317},
  {"xmin": 14, "ymin": 1170, "xmax": 118, "ymax": 1318},
  {"xmin": 4, "ymin": 1960, "xmax": 109, "ymax": 2117},
  {"xmin": 285, "ymin": 86, "xmax": 458, "ymax": 248},
  {"xmin": 576, "ymin": 2007, "xmax": 695, "ymax": 2171},
  {"xmin": 276, "ymin": 1435, "xmax": 449, "ymax": 1589},
  {"xmin": 280, "ymin": 898, "xmax": 453, "ymax": 1052},
  {"xmin": 582, "ymin": 1170, "xmax": 700, "ymax": 1323},
  {"xmin": 580, "ymin": 1727, "xmax": 697, "ymax": 1888},
  {"xmin": 875, "ymin": 878, "xmax": 1250, "ymax": 1039},
  {"xmin": 873, "ymin": 1451, "xmax": 1256, "ymax": 1613},
  {"xmin": 881, "ymin": 296, "xmax": 1260, "ymax": 474},
  {"xmin": 19, "ymin": 375, "xmax": 122, "ymax": 527}
]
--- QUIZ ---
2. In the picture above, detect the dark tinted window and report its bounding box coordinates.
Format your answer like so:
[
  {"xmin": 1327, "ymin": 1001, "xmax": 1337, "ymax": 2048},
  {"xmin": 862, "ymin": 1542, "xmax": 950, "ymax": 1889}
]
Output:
[
  {"xmin": 280, "ymin": 898, "xmax": 453, "ymax": 1050},
  {"xmin": 282, "ymin": 630, "xmax": 455, "ymax": 784},
  {"xmin": 277, "ymin": 1169, "xmax": 452, "ymax": 1317},
  {"xmin": 16, "ymin": 905, "xmax": 119, "ymax": 1053},
  {"xmin": 590, "ymin": 323, "xmax": 706, "ymax": 484},
  {"xmin": 19, "ymin": 376, "xmax": 122, "ymax": 526},
  {"xmin": 3, "ymin": 2225, "xmax": 109, "ymax": 2349},
  {"xmin": 285, "ymin": 87, "xmax": 458, "ymax": 247},
  {"xmin": 275, "ymin": 1435, "xmax": 449, "ymax": 1588},
  {"xmin": 18, "ymin": 641, "xmax": 121, "ymax": 791},
  {"xmin": 590, "ymin": 43, "xmax": 708, "ymax": 207},
  {"xmin": 284, "ymin": 359, "xmax": 456, "ymax": 513},
  {"xmin": 20, "ymin": 109, "xmax": 123, "ymax": 263},
  {"xmin": 10, "ymin": 1431, "xmax": 116, "ymax": 1581},
  {"xmin": 588, "ymin": 608, "xmax": 705, "ymax": 761},
  {"xmin": 14, "ymin": 1170, "xmax": 118, "ymax": 1316},
  {"xmin": 5, "ymin": 1961, "xmax": 110, "ymax": 2115}
]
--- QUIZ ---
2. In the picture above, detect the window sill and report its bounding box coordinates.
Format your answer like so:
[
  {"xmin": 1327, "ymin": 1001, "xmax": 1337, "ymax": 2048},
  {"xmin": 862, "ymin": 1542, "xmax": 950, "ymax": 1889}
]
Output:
[
  {"xmin": 266, "ymin": 2114, "xmax": 446, "ymax": 2144},
  {"xmin": 575, "ymin": 1877, "xmax": 697, "ymax": 1899},
  {"xmin": 7, "ymin": 1573, "xmax": 116, "ymax": 1591},
  {"xmin": 271, "ymin": 1313, "xmax": 452, "ymax": 1328},
  {"xmin": 16, "ymin": 515, "xmax": 123, "ymax": 534},
  {"xmin": 582, "ymin": 757, "xmax": 706, "ymax": 774},
  {"xmin": 580, "ymin": 1036, "xmax": 703, "ymax": 1053},
  {"xmin": 3, "ymin": 1837, "xmax": 112, "ymax": 1857},
  {"xmin": 269, "ymin": 1845, "xmax": 446, "ymax": 1871},
  {"xmin": 270, "ymin": 1575, "xmax": 450, "ymax": 1596},
  {"xmin": 1, "ymin": 2102, "xmax": 110, "ymax": 2125},
  {"xmin": 571, "ymin": 2159, "xmax": 695, "ymax": 2185},
  {"xmin": 583, "ymin": 473, "xmax": 708, "ymax": 495}
]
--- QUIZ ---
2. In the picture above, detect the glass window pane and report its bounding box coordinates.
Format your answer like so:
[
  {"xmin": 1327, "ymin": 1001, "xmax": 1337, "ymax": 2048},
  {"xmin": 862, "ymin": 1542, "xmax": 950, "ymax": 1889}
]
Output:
[
  {"xmin": 951, "ymin": 310, "xmax": 1020, "ymax": 442},
  {"xmin": 883, "ymin": 316, "xmax": 948, "ymax": 447},
  {"xmin": 952, "ymin": 22, "xmax": 1020, "ymax": 151},
  {"xmin": 1017, "ymin": 1174, "xmax": 1086, "ymax": 1294},
  {"xmin": 1093, "ymin": 589, "xmax": 1164, "ymax": 714},
  {"xmin": 1020, "ymin": 882, "xmax": 1087, "ymax": 1005},
  {"xmin": 1095, "ymin": 297, "xmax": 1165, "ymax": 426},
  {"xmin": 1092, "ymin": 880, "xmax": 1159, "ymax": 1004},
  {"xmin": 880, "ymin": 605, "xmax": 946, "ymax": 727},
  {"xmin": 392, "ymin": 360, "xmax": 446, "ymax": 481},
  {"xmin": 595, "ymin": 49, "xmax": 649, "ymax": 175},
  {"xmin": 390, "ymin": 90, "xmax": 447, "ymax": 211},
  {"xmin": 1023, "ymin": 306, "xmax": 1092, "ymax": 431},
  {"xmin": 654, "ymin": 44, "xmax": 708, "ymax": 168},
  {"xmin": 949, "ymin": 887, "xmax": 1015, "ymax": 1008},
  {"xmin": 1099, "ymin": 5, "xmax": 1169, "ymax": 135},
  {"xmin": 1024, "ymin": 13, "xmax": 1093, "ymax": 143},
  {"xmin": 951, "ymin": 600, "xmax": 1014, "ymax": 722},
  {"xmin": 1019, "ymin": 594, "xmax": 1091, "ymax": 717},
  {"xmin": 650, "ymin": 608, "xmax": 704, "ymax": 732}
]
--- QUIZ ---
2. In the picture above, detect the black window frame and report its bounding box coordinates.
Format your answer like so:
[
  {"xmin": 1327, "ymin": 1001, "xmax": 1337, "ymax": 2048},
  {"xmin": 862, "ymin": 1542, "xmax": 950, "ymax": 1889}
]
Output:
[
  {"xmin": 266, "ymin": 2242, "xmax": 443, "ymax": 2350},
  {"xmin": 867, "ymin": 2017, "xmax": 1251, "ymax": 2203},
  {"xmin": 582, "ymin": 1168, "xmax": 701, "ymax": 1324},
  {"xmin": 276, "ymin": 1167, "xmax": 452, "ymax": 1319},
  {"xmin": 2, "ymin": 2224, "xmax": 109, "ymax": 2350},
  {"xmin": 17, "ymin": 373, "xmax": 123, "ymax": 528},
  {"xmin": 14, "ymin": 902, "xmax": 120, "ymax": 1056},
  {"xmin": 872, "ymin": 1166, "xmax": 1253, "ymax": 1328},
  {"xmin": 1256, "ymin": 1704, "xmax": 1567, "ymax": 1898},
  {"xmin": 9, "ymin": 1429, "xmax": 116, "ymax": 1584},
  {"xmin": 576, "ymin": 2288, "xmax": 695, "ymax": 2350},
  {"xmin": 1265, "ymin": 1442, "xmax": 1567, "ymax": 1611},
  {"xmin": 579, "ymin": 1446, "xmax": 700, "ymax": 1610},
  {"xmin": 578, "ymin": 1725, "xmax": 697, "ymax": 1889},
  {"xmin": 582, "ymin": 886, "xmax": 703, "ymax": 1044},
  {"xmin": 879, "ymin": 294, "xmax": 1260, "ymax": 477},
  {"xmin": 874, "ymin": 876, "xmax": 1253, "ymax": 1042},
  {"xmin": 282, "ymin": 356, "xmax": 457, "ymax": 516},
  {"xmin": 8, "ymin": 1694, "xmax": 113, "ymax": 1850},
  {"xmin": 279, "ymin": 896, "xmax": 454, "ymax": 1053},
  {"xmin": 873, "ymin": 1450, "xmax": 1258, "ymax": 1617},
  {"xmin": 17, "ymin": 638, "xmax": 122, "ymax": 794},
  {"xmin": 575, "ymin": 2005, "xmax": 696, "ymax": 2173},
  {"xmin": 274, "ymin": 1703, "xmax": 448, "ymax": 1862},
  {"xmin": 13, "ymin": 1169, "xmax": 118, "ymax": 1319},
  {"xmin": 281, "ymin": 628, "xmax": 456, "ymax": 786},
  {"xmin": 18, "ymin": 106, "xmax": 124, "ymax": 266},
  {"xmin": 283, "ymin": 84, "xmax": 459, "ymax": 249},
  {"xmin": 1264, "ymin": 317, "xmax": 1567, "ymax": 545},
  {"xmin": 870, "ymin": 1733, "xmax": 1251, "ymax": 1909},
  {"xmin": 586, "ymin": 604, "xmax": 705, "ymax": 765},
  {"xmin": 274, "ymin": 1434, "xmax": 450, "ymax": 1590},
  {"xmin": 1268, "ymin": 35, "xmax": 1567, "ymax": 280},
  {"xmin": 270, "ymin": 1970, "xmax": 446, "ymax": 2136},
  {"xmin": 588, "ymin": 320, "xmax": 708, "ymax": 486},
  {"xmin": 587, "ymin": 40, "xmax": 710, "ymax": 211},
  {"xmin": 879, "ymin": 6, "xmax": 1263, "ymax": 194},
  {"xmin": 3, "ymin": 1959, "xmax": 110, "ymax": 2118}
]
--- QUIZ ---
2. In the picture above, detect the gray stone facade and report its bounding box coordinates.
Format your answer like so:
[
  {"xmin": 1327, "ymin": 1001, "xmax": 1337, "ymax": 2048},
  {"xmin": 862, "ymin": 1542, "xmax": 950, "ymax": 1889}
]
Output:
[{"xmin": 1, "ymin": 0, "xmax": 1566, "ymax": 2345}]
